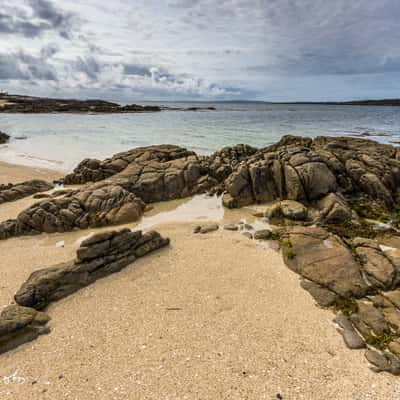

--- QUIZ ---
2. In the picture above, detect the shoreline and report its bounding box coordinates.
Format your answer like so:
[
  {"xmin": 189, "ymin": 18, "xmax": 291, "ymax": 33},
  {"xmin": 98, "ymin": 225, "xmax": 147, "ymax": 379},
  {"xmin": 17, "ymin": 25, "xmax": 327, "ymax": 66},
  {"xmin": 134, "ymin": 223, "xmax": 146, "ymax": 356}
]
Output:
[{"xmin": 0, "ymin": 160, "xmax": 398, "ymax": 399}]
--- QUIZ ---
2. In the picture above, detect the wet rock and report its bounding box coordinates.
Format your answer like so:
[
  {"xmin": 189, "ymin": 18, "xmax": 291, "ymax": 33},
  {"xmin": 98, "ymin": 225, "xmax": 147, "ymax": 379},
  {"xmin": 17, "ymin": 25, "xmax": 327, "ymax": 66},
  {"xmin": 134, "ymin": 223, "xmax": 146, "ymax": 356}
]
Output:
[
  {"xmin": 356, "ymin": 300, "xmax": 389, "ymax": 336},
  {"xmin": 388, "ymin": 339, "xmax": 400, "ymax": 357},
  {"xmin": 300, "ymin": 280, "xmax": 337, "ymax": 307},
  {"xmin": 296, "ymin": 162, "xmax": 337, "ymax": 200},
  {"xmin": 33, "ymin": 193, "xmax": 52, "ymax": 199},
  {"xmin": 382, "ymin": 305, "xmax": 400, "ymax": 330},
  {"xmin": 52, "ymin": 189, "xmax": 73, "ymax": 197},
  {"xmin": 14, "ymin": 228, "xmax": 169, "ymax": 309},
  {"xmin": 334, "ymin": 314, "xmax": 366, "ymax": 349},
  {"xmin": 0, "ymin": 131, "xmax": 9, "ymax": 144},
  {"xmin": 349, "ymin": 314, "xmax": 372, "ymax": 338},
  {"xmin": 383, "ymin": 290, "xmax": 400, "ymax": 309},
  {"xmin": 224, "ymin": 223, "xmax": 238, "ymax": 231},
  {"xmin": 199, "ymin": 224, "xmax": 219, "ymax": 234},
  {"xmin": 0, "ymin": 305, "xmax": 50, "ymax": 354},
  {"xmin": 316, "ymin": 193, "xmax": 352, "ymax": 224},
  {"xmin": 265, "ymin": 201, "xmax": 307, "ymax": 221},
  {"xmin": 381, "ymin": 247, "xmax": 400, "ymax": 286},
  {"xmin": 254, "ymin": 229, "xmax": 273, "ymax": 240},
  {"xmin": 242, "ymin": 231, "xmax": 253, "ymax": 239},
  {"xmin": 193, "ymin": 226, "xmax": 201, "ymax": 233},
  {"xmin": 0, "ymin": 180, "xmax": 52, "ymax": 204},
  {"xmin": 365, "ymin": 349, "xmax": 391, "ymax": 372},
  {"xmin": 280, "ymin": 200, "xmax": 307, "ymax": 221},
  {"xmin": 354, "ymin": 245, "xmax": 396, "ymax": 289},
  {"xmin": 243, "ymin": 223, "xmax": 253, "ymax": 230},
  {"xmin": 284, "ymin": 226, "xmax": 368, "ymax": 298}
]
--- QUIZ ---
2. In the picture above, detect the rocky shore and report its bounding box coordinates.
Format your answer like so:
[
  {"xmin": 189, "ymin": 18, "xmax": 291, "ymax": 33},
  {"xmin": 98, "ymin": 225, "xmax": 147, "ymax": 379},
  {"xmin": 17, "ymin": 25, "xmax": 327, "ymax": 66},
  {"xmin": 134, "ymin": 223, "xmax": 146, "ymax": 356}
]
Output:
[{"xmin": 2, "ymin": 134, "xmax": 400, "ymax": 377}]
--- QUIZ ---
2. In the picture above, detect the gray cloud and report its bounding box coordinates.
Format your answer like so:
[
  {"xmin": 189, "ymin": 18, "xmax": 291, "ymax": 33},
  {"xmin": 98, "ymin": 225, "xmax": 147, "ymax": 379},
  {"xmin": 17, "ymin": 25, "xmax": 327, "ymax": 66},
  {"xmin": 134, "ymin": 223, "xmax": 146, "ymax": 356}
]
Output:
[
  {"xmin": 1, "ymin": 0, "xmax": 400, "ymax": 101},
  {"xmin": 123, "ymin": 65, "xmax": 152, "ymax": 77},
  {"xmin": 0, "ymin": 51, "xmax": 57, "ymax": 81},
  {"xmin": 0, "ymin": 0, "xmax": 74, "ymax": 38},
  {"xmin": 73, "ymin": 56, "xmax": 102, "ymax": 80}
]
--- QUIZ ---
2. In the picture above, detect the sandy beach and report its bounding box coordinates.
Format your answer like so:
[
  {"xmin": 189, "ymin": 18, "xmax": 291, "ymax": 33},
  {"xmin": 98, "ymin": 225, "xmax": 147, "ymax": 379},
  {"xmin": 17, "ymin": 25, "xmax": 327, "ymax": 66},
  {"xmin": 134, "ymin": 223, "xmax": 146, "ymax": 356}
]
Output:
[{"xmin": 0, "ymin": 161, "xmax": 398, "ymax": 399}]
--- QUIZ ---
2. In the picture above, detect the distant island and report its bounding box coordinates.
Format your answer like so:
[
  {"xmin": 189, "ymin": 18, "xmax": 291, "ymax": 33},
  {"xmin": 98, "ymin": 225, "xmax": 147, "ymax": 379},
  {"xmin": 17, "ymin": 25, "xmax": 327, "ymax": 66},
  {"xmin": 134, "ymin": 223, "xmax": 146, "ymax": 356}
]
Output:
[
  {"xmin": 272, "ymin": 99, "xmax": 400, "ymax": 106},
  {"xmin": 0, "ymin": 93, "xmax": 216, "ymax": 113},
  {"xmin": 211, "ymin": 99, "xmax": 400, "ymax": 106}
]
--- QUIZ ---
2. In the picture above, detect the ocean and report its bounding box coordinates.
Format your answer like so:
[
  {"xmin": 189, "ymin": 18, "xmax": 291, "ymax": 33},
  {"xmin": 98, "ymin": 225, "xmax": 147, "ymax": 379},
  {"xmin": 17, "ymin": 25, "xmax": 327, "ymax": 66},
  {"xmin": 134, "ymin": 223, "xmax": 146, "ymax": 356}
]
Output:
[{"xmin": 0, "ymin": 102, "xmax": 399, "ymax": 172}]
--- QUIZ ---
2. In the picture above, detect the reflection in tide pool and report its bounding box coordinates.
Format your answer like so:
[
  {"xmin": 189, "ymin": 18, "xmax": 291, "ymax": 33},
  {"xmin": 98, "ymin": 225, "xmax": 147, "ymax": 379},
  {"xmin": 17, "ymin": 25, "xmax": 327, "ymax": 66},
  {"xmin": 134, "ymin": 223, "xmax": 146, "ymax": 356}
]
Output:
[{"xmin": 135, "ymin": 194, "xmax": 224, "ymax": 231}]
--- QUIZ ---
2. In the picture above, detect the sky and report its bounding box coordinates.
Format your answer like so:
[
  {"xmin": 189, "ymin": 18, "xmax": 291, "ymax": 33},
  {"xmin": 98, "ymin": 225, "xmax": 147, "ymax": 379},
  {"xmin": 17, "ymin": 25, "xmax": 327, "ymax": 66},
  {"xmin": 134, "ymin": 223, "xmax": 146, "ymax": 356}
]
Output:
[{"xmin": 0, "ymin": 0, "xmax": 400, "ymax": 102}]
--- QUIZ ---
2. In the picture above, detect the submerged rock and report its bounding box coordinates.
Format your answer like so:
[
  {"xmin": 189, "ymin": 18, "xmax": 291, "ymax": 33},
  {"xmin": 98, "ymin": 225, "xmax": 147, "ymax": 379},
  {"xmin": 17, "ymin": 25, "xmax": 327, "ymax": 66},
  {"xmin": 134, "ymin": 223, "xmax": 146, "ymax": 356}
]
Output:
[{"xmin": 0, "ymin": 131, "xmax": 10, "ymax": 144}]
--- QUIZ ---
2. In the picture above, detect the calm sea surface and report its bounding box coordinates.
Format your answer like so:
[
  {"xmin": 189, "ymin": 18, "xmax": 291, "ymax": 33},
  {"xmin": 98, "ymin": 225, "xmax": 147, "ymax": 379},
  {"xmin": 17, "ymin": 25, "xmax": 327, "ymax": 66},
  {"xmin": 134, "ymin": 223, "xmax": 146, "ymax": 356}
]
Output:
[{"xmin": 0, "ymin": 102, "xmax": 399, "ymax": 171}]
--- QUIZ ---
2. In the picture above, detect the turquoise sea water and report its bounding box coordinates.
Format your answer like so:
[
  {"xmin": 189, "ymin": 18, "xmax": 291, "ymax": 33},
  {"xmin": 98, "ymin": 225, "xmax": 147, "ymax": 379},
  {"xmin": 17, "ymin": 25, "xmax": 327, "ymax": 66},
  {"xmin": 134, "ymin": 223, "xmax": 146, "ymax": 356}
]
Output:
[{"xmin": 0, "ymin": 102, "xmax": 399, "ymax": 171}]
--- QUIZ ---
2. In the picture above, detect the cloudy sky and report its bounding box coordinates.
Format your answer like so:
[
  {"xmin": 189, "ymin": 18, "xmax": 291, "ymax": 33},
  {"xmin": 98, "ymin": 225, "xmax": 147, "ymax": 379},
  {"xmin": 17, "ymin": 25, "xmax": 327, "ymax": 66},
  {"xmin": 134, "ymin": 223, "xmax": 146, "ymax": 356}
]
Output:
[{"xmin": 1, "ymin": 0, "xmax": 400, "ymax": 101}]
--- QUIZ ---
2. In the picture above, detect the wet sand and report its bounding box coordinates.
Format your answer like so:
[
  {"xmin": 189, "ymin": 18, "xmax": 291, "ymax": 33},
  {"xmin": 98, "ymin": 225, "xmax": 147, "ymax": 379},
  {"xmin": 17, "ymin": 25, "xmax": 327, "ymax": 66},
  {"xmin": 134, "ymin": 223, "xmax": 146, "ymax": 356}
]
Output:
[
  {"xmin": 0, "ymin": 162, "xmax": 399, "ymax": 399},
  {"xmin": 0, "ymin": 161, "xmax": 62, "ymax": 185}
]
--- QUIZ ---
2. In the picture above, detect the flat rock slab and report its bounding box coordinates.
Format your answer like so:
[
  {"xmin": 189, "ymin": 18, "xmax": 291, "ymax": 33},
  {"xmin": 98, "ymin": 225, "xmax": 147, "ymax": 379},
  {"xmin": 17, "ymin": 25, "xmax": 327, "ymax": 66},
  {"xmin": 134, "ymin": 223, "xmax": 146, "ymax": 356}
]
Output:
[{"xmin": 284, "ymin": 226, "xmax": 368, "ymax": 298}]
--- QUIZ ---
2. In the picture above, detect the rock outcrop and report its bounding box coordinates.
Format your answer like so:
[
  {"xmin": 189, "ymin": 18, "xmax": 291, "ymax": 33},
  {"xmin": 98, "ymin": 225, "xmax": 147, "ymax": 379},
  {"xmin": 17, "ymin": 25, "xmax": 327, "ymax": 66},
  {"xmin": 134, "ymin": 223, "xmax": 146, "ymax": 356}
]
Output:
[
  {"xmin": 0, "ymin": 180, "xmax": 52, "ymax": 204},
  {"xmin": 2, "ymin": 136, "xmax": 400, "ymax": 240},
  {"xmin": 0, "ymin": 228, "xmax": 169, "ymax": 354},
  {"xmin": 223, "ymin": 135, "xmax": 400, "ymax": 210},
  {"xmin": 63, "ymin": 145, "xmax": 197, "ymax": 185},
  {"xmin": 15, "ymin": 228, "xmax": 169, "ymax": 309},
  {"xmin": 0, "ymin": 184, "xmax": 145, "ymax": 239}
]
